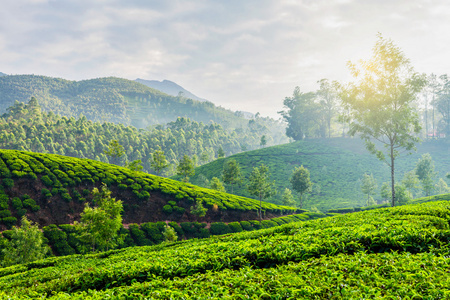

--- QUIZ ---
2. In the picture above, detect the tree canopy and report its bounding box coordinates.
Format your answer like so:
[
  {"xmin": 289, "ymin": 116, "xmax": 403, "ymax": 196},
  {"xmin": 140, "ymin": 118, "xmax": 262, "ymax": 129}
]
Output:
[{"xmin": 340, "ymin": 34, "xmax": 426, "ymax": 206}]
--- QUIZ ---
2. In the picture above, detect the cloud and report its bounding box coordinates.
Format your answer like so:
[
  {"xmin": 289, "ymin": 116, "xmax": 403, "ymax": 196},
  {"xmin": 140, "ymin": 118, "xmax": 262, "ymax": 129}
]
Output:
[{"xmin": 1, "ymin": 0, "xmax": 450, "ymax": 117}]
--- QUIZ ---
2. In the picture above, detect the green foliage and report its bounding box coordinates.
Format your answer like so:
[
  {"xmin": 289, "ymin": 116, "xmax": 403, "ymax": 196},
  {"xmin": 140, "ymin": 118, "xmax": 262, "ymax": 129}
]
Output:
[
  {"xmin": 341, "ymin": 35, "xmax": 426, "ymax": 207},
  {"xmin": 290, "ymin": 165, "xmax": 312, "ymax": 208},
  {"xmin": 221, "ymin": 159, "xmax": 243, "ymax": 193},
  {"xmin": 415, "ymin": 153, "xmax": 437, "ymax": 196},
  {"xmin": 104, "ymin": 140, "xmax": 125, "ymax": 166},
  {"xmin": 2, "ymin": 178, "xmax": 13, "ymax": 189},
  {"xmin": 128, "ymin": 224, "xmax": 152, "ymax": 246},
  {"xmin": 162, "ymin": 225, "xmax": 178, "ymax": 242},
  {"xmin": 162, "ymin": 205, "xmax": 173, "ymax": 214},
  {"xmin": 209, "ymin": 222, "xmax": 231, "ymax": 235},
  {"xmin": 177, "ymin": 155, "xmax": 195, "ymax": 183},
  {"xmin": 42, "ymin": 225, "xmax": 75, "ymax": 256},
  {"xmin": 150, "ymin": 147, "xmax": 169, "ymax": 176},
  {"xmin": 361, "ymin": 173, "xmax": 377, "ymax": 205},
  {"xmin": 190, "ymin": 199, "xmax": 207, "ymax": 218},
  {"xmin": 281, "ymin": 188, "xmax": 296, "ymax": 207},
  {"xmin": 1, "ymin": 216, "xmax": 49, "ymax": 267},
  {"xmin": 209, "ymin": 177, "xmax": 225, "ymax": 193},
  {"xmin": 75, "ymin": 184, "xmax": 123, "ymax": 252}
]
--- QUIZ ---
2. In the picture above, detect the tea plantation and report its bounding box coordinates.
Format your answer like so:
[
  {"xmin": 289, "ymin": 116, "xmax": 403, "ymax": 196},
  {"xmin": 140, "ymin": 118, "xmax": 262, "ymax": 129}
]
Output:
[
  {"xmin": 0, "ymin": 149, "xmax": 296, "ymax": 231},
  {"xmin": 1, "ymin": 200, "xmax": 450, "ymax": 298}
]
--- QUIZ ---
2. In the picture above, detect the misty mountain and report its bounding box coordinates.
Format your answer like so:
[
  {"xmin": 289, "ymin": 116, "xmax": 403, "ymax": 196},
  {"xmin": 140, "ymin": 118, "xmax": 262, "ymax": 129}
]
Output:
[
  {"xmin": 0, "ymin": 72, "xmax": 7, "ymax": 76},
  {"xmin": 135, "ymin": 78, "xmax": 208, "ymax": 102}
]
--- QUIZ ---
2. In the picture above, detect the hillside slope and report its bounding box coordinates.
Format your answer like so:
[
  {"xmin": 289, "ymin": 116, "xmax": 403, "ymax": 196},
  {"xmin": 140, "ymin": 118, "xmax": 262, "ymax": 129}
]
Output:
[
  {"xmin": 0, "ymin": 150, "xmax": 295, "ymax": 230},
  {"xmin": 184, "ymin": 138, "xmax": 450, "ymax": 210},
  {"xmin": 1, "ymin": 200, "xmax": 450, "ymax": 298}
]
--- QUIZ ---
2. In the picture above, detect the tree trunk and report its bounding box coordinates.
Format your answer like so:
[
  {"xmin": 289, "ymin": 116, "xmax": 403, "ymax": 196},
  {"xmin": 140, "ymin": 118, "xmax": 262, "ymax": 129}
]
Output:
[
  {"xmin": 259, "ymin": 193, "xmax": 262, "ymax": 223},
  {"xmin": 390, "ymin": 143, "xmax": 396, "ymax": 207}
]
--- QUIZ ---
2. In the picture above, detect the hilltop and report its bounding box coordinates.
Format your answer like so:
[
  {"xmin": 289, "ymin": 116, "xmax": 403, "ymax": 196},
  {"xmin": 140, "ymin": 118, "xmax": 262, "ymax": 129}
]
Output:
[
  {"xmin": 184, "ymin": 138, "xmax": 450, "ymax": 211},
  {"xmin": 135, "ymin": 78, "xmax": 208, "ymax": 102},
  {"xmin": 0, "ymin": 149, "xmax": 295, "ymax": 231},
  {"xmin": 1, "ymin": 199, "xmax": 450, "ymax": 298}
]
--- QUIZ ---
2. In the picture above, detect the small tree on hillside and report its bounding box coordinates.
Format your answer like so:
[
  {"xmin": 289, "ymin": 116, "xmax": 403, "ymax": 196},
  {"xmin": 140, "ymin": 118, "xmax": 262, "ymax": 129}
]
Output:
[
  {"xmin": 163, "ymin": 225, "xmax": 178, "ymax": 242},
  {"xmin": 222, "ymin": 159, "xmax": 243, "ymax": 193},
  {"xmin": 415, "ymin": 153, "xmax": 437, "ymax": 196},
  {"xmin": 190, "ymin": 199, "xmax": 208, "ymax": 217},
  {"xmin": 150, "ymin": 147, "xmax": 169, "ymax": 176},
  {"xmin": 290, "ymin": 165, "xmax": 312, "ymax": 209},
  {"xmin": 209, "ymin": 177, "xmax": 226, "ymax": 193},
  {"xmin": 177, "ymin": 155, "xmax": 195, "ymax": 183},
  {"xmin": 401, "ymin": 170, "xmax": 420, "ymax": 198},
  {"xmin": 361, "ymin": 173, "xmax": 377, "ymax": 206},
  {"xmin": 126, "ymin": 159, "xmax": 143, "ymax": 175},
  {"xmin": 380, "ymin": 182, "xmax": 390, "ymax": 203},
  {"xmin": 217, "ymin": 146, "xmax": 225, "ymax": 158},
  {"xmin": 104, "ymin": 140, "xmax": 125, "ymax": 166},
  {"xmin": 281, "ymin": 188, "xmax": 296, "ymax": 207},
  {"xmin": 260, "ymin": 135, "xmax": 267, "ymax": 148},
  {"xmin": 2, "ymin": 216, "xmax": 49, "ymax": 267},
  {"xmin": 435, "ymin": 178, "xmax": 450, "ymax": 194},
  {"xmin": 75, "ymin": 184, "xmax": 123, "ymax": 252},
  {"xmin": 248, "ymin": 164, "xmax": 275, "ymax": 222}
]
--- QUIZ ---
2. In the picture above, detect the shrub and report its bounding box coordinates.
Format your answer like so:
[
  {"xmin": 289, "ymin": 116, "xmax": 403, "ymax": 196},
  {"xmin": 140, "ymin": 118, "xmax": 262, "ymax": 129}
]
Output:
[
  {"xmin": 228, "ymin": 222, "xmax": 243, "ymax": 233},
  {"xmin": 0, "ymin": 210, "xmax": 11, "ymax": 218},
  {"xmin": 41, "ymin": 189, "xmax": 52, "ymax": 199},
  {"xmin": 128, "ymin": 224, "xmax": 152, "ymax": 246},
  {"xmin": 168, "ymin": 201, "xmax": 177, "ymax": 206},
  {"xmin": 43, "ymin": 225, "xmax": 75, "ymax": 256},
  {"xmin": 1, "ymin": 216, "xmax": 17, "ymax": 228},
  {"xmin": 168, "ymin": 221, "xmax": 184, "ymax": 238},
  {"xmin": 11, "ymin": 197, "xmax": 23, "ymax": 210},
  {"xmin": 162, "ymin": 205, "xmax": 173, "ymax": 214},
  {"xmin": 61, "ymin": 193, "xmax": 72, "ymax": 202},
  {"xmin": 173, "ymin": 206, "xmax": 186, "ymax": 214},
  {"xmin": 239, "ymin": 221, "xmax": 253, "ymax": 231},
  {"xmin": 261, "ymin": 220, "xmax": 278, "ymax": 229},
  {"xmin": 2, "ymin": 178, "xmax": 14, "ymax": 189},
  {"xmin": 16, "ymin": 208, "xmax": 27, "ymax": 218},
  {"xmin": 210, "ymin": 222, "xmax": 231, "ymax": 235},
  {"xmin": 118, "ymin": 184, "xmax": 127, "ymax": 190},
  {"xmin": 141, "ymin": 222, "xmax": 164, "ymax": 244}
]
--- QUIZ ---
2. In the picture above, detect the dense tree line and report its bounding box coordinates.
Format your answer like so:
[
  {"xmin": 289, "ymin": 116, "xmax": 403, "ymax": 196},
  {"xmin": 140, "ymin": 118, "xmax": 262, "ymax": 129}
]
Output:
[{"xmin": 0, "ymin": 99, "xmax": 276, "ymax": 175}]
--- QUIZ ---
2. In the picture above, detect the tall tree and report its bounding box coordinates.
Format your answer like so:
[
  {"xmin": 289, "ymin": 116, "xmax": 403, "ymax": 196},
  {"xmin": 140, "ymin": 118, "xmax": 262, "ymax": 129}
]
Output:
[
  {"xmin": 248, "ymin": 164, "xmax": 275, "ymax": 222},
  {"xmin": 317, "ymin": 79, "xmax": 339, "ymax": 138},
  {"xmin": 279, "ymin": 87, "xmax": 320, "ymax": 140},
  {"xmin": 177, "ymin": 155, "xmax": 195, "ymax": 183},
  {"xmin": 75, "ymin": 184, "xmax": 123, "ymax": 252},
  {"xmin": 435, "ymin": 74, "xmax": 450, "ymax": 138},
  {"xmin": 2, "ymin": 216, "xmax": 49, "ymax": 267},
  {"xmin": 290, "ymin": 165, "xmax": 312, "ymax": 208},
  {"xmin": 222, "ymin": 159, "xmax": 243, "ymax": 193},
  {"xmin": 415, "ymin": 153, "xmax": 436, "ymax": 196},
  {"xmin": 360, "ymin": 173, "xmax": 377, "ymax": 205},
  {"xmin": 281, "ymin": 188, "xmax": 296, "ymax": 207},
  {"xmin": 340, "ymin": 34, "xmax": 426, "ymax": 206}
]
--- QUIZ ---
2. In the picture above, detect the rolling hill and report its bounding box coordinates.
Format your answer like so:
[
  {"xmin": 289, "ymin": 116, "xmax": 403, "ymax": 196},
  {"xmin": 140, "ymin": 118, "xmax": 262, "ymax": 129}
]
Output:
[
  {"xmin": 1, "ymin": 199, "xmax": 450, "ymax": 298},
  {"xmin": 0, "ymin": 74, "xmax": 288, "ymax": 146},
  {"xmin": 0, "ymin": 149, "xmax": 296, "ymax": 231},
  {"xmin": 182, "ymin": 138, "xmax": 450, "ymax": 211}
]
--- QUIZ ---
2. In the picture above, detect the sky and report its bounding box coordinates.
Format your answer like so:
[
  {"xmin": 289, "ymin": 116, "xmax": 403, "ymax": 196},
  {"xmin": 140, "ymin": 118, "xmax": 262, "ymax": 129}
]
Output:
[{"xmin": 1, "ymin": 0, "xmax": 450, "ymax": 118}]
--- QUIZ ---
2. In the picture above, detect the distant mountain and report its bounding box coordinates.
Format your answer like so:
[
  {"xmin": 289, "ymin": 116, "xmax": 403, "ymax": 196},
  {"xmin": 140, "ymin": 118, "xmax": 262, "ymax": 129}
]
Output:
[
  {"xmin": 0, "ymin": 72, "xmax": 6, "ymax": 76},
  {"xmin": 135, "ymin": 78, "xmax": 208, "ymax": 102}
]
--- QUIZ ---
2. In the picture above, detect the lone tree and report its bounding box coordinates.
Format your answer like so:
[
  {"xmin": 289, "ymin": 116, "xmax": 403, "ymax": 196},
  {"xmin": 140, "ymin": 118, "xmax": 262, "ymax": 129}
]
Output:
[
  {"xmin": 75, "ymin": 184, "xmax": 123, "ymax": 252},
  {"xmin": 2, "ymin": 216, "xmax": 49, "ymax": 267},
  {"xmin": 104, "ymin": 140, "xmax": 125, "ymax": 166},
  {"xmin": 150, "ymin": 147, "xmax": 169, "ymax": 176},
  {"xmin": 248, "ymin": 164, "xmax": 275, "ymax": 222},
  {"xmin": 340, "ymin": 34, "xmax": 426, "ymax": 206},
  {"xmin": 222, "ymin": 159, "xmax": 243, "ymax": 193},
  {"xmin": 209, "ymin": 177, "xmax": 226, "ymax": 193},
  {"xmin": 290, "ymin": 165, "xmax": 312, "ymax": 209},
  {"xmin": 177, "ymin": 155, "xmax": 195, "ymax": 183},
  {"xmin": 360, "ymin": 173, "xmax": 377, "ymax": 206}
]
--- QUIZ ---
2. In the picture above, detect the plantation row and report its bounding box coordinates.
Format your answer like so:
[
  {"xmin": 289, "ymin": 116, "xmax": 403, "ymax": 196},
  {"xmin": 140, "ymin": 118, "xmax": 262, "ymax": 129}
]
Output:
[
  {"xmin": 1, "ymin": 200, "xmax": 450, "ymax": 298},
  {"xmin": 0, "ymin": 150, "xmax": 296, "ymax": 228},
  {"xmin": 1, "ymin": 213, "xmax": 320, "ymax": 258}
]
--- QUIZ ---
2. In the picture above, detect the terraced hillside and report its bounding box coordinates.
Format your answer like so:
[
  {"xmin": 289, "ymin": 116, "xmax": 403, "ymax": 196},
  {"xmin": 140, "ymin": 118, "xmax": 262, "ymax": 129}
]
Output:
[
  {"xmin": 0, "ymin": 150, "xmax": 295, "ymax": 231},
  {"xmin": 184, "ymin": 138, "xmax": 450, "ymax": 211},
  {"xmin": 1, "ymin": 200, "xmax": 450, "ymax": 298}
]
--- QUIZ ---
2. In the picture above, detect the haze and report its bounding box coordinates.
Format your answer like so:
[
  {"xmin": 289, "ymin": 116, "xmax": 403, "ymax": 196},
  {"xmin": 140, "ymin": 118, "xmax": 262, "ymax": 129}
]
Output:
[{"xmin": 1, "ymin": 0, "xmax": 448, "ymax": 118}]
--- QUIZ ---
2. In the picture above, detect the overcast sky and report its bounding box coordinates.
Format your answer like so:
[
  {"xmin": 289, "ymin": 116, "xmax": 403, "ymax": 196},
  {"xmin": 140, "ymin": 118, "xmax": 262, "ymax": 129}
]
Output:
[{"xmin": 1, "ymin": 0, "xmax": 449, "ymax": 118}]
